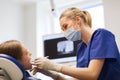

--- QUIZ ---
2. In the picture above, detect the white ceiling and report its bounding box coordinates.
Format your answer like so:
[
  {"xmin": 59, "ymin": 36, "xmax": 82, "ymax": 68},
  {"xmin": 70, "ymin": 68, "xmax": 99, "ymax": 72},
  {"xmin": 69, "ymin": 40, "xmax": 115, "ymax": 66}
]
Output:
[
  {"xmin": 11, "ymin": 0, "xmax": 85, "ymax": 5},
  {"xmin": 11, "ymin": 0, "xmax": 38, "ymax": 4}
]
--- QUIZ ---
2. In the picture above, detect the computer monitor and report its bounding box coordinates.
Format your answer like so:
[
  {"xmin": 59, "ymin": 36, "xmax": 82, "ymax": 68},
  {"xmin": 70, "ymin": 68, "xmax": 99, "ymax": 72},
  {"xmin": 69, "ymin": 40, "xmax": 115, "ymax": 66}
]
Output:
[{"xmin": 43, "ymin": 33, "xmax": 81, "ymax": 62}]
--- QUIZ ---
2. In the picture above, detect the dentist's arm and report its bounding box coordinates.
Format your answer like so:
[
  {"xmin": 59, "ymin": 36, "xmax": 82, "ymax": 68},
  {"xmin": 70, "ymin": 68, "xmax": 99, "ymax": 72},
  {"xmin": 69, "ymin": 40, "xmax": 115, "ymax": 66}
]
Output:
[
  {"xmin": 31, "ymin": 67, "xmax": 67, "ymax": 80},
  {"xmin": 56, "ymin": 74, "xmax": 67, "ymax": 80},
  {"xmin": 33, "ymin": 57, "xmax": 104, "ymax": 80}
]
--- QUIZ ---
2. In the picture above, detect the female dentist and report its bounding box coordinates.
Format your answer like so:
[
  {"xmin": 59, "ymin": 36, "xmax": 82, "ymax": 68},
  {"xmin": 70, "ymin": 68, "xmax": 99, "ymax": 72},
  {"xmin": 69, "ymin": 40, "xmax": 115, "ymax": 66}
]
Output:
[{"xmin": 32, "ymin": 7, "xmax": 120, "ymax": 80}]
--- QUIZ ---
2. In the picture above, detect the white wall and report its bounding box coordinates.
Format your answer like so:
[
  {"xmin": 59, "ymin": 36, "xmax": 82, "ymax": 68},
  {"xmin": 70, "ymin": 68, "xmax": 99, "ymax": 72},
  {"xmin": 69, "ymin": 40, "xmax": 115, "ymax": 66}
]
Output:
[
  {"xmin": 36, "ymin": 0, "xmax": 54, "ymax": 57},
  {"xmin": 103, "ymin": 0, "xmax": 120, "ymax": 49},
  {"xmin": 23, "ymin": 3, "xmax": 37, "ymax": 58},
  {"xmin": 0, "ymin": 0, "xmax": 37, "ymax": 57},
  {"xmin": 0, "ymin": 0, "xmax": 24, "ymax": 43}
]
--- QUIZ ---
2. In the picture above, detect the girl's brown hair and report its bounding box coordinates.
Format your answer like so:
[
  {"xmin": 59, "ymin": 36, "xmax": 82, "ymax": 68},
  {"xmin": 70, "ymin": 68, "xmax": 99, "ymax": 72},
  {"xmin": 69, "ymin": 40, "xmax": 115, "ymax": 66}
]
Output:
[{"xmin": 0, "ymin": 40, "xmax": 23, "ymax": 60}]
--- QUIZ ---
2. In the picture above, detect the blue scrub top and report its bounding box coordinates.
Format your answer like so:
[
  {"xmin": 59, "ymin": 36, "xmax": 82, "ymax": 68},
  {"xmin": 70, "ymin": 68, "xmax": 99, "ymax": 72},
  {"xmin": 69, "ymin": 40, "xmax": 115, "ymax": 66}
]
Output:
[{"xmin": 77, "ymin": 28, "xmax": 120, "ymax": 80}]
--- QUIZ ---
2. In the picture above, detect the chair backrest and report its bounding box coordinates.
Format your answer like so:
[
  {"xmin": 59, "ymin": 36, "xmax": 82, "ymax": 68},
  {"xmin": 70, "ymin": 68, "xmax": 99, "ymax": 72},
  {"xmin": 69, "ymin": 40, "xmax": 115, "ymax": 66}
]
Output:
[{"xmin": 0, "ymin": 54, "xmax": 26, "ymax": 80}]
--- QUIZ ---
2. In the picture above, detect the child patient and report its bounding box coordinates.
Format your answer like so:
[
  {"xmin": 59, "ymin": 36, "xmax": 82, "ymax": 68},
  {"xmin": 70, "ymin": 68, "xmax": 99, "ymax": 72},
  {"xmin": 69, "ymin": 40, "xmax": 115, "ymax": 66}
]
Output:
[
  {"xmin": 0, "ymin": 40, "xmax": 37, "ymax": 80},
  {"xmin": 0, "ymin": 40, "xmax": 62, "ymax": 80}
]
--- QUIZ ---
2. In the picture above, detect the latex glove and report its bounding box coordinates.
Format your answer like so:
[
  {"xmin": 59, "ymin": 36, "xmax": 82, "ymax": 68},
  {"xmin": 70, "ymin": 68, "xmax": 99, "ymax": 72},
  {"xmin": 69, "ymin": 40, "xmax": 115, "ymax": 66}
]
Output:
[
  {"xmin": 32, "ymin": 57, "xmax": 62, "ymax": 72},
  {"xmin": 30, "ymin": 67, "xmax": 39, "ymax": 75},
  {"xmin": 31, "ymin": 67, "xmax": 59, "ymax": 79}
]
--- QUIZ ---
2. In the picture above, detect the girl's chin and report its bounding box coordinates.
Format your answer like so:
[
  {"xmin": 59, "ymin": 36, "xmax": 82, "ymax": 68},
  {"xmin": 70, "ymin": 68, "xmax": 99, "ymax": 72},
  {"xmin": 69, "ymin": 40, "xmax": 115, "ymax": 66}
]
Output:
[{"xmin": 25, "ymin": 64, "xmax": 32, "ymax": 70}]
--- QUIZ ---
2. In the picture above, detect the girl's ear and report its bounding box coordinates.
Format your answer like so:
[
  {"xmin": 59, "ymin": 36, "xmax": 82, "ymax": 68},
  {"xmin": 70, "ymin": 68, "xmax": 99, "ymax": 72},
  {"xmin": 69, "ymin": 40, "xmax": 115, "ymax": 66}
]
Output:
[{"xmin": 76, "ymin": 16, "xmax": 81, "ymax": 24}]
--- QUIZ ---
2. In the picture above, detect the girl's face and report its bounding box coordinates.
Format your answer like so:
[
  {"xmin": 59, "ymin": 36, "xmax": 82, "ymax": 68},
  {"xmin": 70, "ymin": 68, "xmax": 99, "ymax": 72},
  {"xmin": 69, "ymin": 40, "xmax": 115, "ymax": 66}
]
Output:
[{"xmin": 19, "ymin": 44, "xmax": 32, "ymax": 70}]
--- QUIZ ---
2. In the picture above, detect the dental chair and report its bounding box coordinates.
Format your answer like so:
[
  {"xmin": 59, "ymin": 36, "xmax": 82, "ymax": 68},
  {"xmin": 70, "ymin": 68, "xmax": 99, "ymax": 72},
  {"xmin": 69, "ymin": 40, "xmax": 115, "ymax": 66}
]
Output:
[{"xmin": 0, "ymin": 54, "xmax": 33, "ymax": 80}]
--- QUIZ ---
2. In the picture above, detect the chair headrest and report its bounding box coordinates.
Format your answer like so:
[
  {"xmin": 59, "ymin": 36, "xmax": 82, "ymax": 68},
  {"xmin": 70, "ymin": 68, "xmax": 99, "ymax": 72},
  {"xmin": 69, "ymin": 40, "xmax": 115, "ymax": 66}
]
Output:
[{"xmin": 0, "ymin": 54, "xmax": 26, "ymax": 80}]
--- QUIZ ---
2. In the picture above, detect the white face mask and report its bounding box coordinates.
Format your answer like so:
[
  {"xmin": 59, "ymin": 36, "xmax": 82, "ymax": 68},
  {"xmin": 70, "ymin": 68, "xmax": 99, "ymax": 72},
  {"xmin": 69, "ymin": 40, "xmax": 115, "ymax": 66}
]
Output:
[{"xmin": 64, "ymin": 27, "xmax": 81, "ymax": 41}]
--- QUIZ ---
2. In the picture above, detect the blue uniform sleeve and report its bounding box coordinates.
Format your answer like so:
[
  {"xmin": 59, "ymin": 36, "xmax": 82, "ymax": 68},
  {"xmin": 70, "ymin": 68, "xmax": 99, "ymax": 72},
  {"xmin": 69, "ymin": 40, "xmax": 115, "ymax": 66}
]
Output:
[{"xmin": 90, "ymin": 29, "xmax": 119, "ymax": 61}]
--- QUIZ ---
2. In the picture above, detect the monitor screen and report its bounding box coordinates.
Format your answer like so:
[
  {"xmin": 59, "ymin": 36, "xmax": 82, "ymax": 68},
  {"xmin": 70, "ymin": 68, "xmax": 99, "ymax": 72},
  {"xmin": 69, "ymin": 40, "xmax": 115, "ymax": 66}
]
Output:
[{"xmin": 43, "ymin": 33, "xmax": 81, "ymax": 62}]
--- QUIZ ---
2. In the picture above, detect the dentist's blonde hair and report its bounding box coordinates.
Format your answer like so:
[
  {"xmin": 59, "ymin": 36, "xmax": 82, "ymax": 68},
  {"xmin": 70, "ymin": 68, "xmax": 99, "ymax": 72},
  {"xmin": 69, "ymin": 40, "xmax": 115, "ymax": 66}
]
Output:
[{"xmin": 59, "ymin": 7, "xmax": 92, "ymax": 27}]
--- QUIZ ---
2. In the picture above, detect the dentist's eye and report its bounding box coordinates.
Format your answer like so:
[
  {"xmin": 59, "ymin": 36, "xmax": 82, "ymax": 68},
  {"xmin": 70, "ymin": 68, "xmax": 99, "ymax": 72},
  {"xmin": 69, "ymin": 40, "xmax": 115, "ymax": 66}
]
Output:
[{"xmin": 62, "ymin": 24, "xmax": 68, "ymax": 31}]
